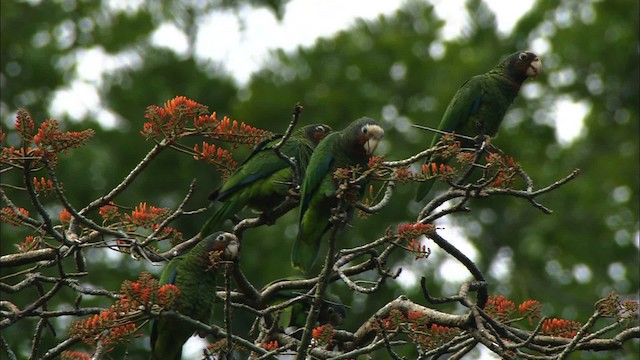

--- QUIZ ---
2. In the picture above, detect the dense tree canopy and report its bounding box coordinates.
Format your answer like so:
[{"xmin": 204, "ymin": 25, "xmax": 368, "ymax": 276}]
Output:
[{"xmin": 2, "ymin": 0, "xmax": 638, "ymax": 359}]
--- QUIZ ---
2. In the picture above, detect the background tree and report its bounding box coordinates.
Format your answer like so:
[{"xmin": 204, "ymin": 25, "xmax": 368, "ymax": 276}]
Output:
[{"xmin": 2, "ymin": 0, "xmax": 638, "ymax": 359}]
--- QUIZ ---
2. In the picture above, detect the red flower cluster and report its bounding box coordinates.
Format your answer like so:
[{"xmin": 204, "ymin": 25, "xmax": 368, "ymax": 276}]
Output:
[
  {"xmin": 33, "ymin": 119, "xmax": 95, "ymax": 157},
  {"xmin": 141, "ymin": 96, "xmax": 209, "ymax": 140},
  {"xmin": 485, "ymin": 153, "xmax": 518, "ymax": 188},
  {"xmin": 410, "ymin": 323, "xmax": 460, "ymax": 350},
  {"xmin": 367, "ymin": 155, "xmax": 385, "ymax": 169},
  {"xmin": 119, "ymin": 271, "xmax": 180, "ymax": 310},
  {"xmin": 485, "ymin": 295, "xmax": 516, "ymax": 322},
  {"xmin": 61, "ymin": 350, "xmax": 91, "ymax": 360},
  {"xmin": 376, "ymin": 309, "xmax": 406, "ymax": 331},
  {"xmin": 211, "ymin": 115, "xmax": 274, "ymax": 146},
  {"xmin": 407, "ymin": 238, "xmax": 430, "ymax": 260},
  {"xmin": 518, "ymin": 299, "xmax": 542, "ymax": 324},
  {"xmin": 17, "ymin": 235, "xmax": 40, "ymax": 253},
  {"xmin": 69, "ymin": 272, "xmax": 180, "ymax": 346},
  {"xmin": 421, "ymin": 162, "xmax": 454, "ymax": 178},
  {"xmin": 33, "ymin": 177, "xmax": 56, "ymax": 196},
  {"xmin": 394, "ymin": 166, "xmax": 415, "ymax": 183},
  {"xmin": 312, "ymin": 324, "xmax": 334, "ymax": 346},
  {"xmin": 261, "ymin": 340, "xmax": 279, "ymax": 351},
  {"xmin": 99, "ymin": 202, "xmax": 120, "ymax": 221},
  {"xmin": 192, "ymin": 141, "xmax": 238, "ymax": 178},
  {"xmin": 377, "ymin": 309, "xmax": 461, "ymax": 351},
  {"xmin": 5, "ymin": 109, "xmax": 94, "ymax": 167},
  {"xmin": 69, "ymin": 305, "xmax": 137, "ymax": 346},
  {"xmin": 1, "ymin": 207, "xmax": 30, "ymax": 226},
  {"xmin": 541, "ymin": 318, "xmax": 582, "ymax": 338},
  {"xmin": 398, "ymin": 222, "xmax": 434, "ymax": 241},
  {"xmin": 124, "ymin": 202, "xmax": 170, "ymax": 228},
  {"xmin": 60, "ymin": 208, "xmax": 72, "ymax": 225}
]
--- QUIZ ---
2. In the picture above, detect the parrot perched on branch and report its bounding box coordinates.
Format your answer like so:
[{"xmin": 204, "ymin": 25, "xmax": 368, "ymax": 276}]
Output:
[
  {"xmin": 292, "ymin": 117, "xmax": 384, "ymax": 272},
  {"xmin": 150, "ymin": 232, "xmax": 239, "ymax": 360},
  {"xmin": 200, "ymin": 124, "xmax": 333, "ymax": 236},
  {"xmin": 415, "ymin": 50, "xmax": 541, "ymax": 201}
]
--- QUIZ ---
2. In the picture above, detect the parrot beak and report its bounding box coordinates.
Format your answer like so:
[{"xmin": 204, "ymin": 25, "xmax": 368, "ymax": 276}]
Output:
[
  {"xmin": 363, "ymin": 125, "xmax": 384, "ymax": 155},
  {"xmin": 527, "ymin": 57, "xmax": 542, "ymax": 78}
]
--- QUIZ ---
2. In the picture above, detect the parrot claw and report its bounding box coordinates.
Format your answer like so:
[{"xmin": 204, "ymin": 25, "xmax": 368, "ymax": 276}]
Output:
[{"xmin": 473, "ymin": 134, "xmax": 491, "ymax": 151}]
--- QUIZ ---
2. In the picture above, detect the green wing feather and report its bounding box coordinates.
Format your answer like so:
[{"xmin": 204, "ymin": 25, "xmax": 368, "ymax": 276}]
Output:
[
  {"xmin": 200, "ymin": 125, "xmax": 331, "ymax": 236},
  {"xmin": 292, "ymin": 132, "xmax": 338, "ymax": 272}
]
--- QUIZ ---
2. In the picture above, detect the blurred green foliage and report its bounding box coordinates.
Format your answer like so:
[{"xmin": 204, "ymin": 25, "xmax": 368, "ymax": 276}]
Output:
[{"xmin": 1, "ymin": 0, "xmax": 638, "ymax": 358}]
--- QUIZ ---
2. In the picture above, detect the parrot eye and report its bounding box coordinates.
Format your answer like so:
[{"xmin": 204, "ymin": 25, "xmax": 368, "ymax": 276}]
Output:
[
  {"xmin": 361, "ymin": 126, "xmax": 368, "ymax": 134},
  {"xmin": 518, "ymin": 52, "xmax": 528, "ymax": 61},
  {"xmin": 316, "ymin": 125, "xmax": 325, "ymax": 132},
  {"xmin": 216, "ymin": 234, "xmax": 225, "ymax": 242}
]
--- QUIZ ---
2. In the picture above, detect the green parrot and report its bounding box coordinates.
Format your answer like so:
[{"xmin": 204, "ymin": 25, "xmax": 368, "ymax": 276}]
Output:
[
  {"xmin": 200, "ymin": 124, "xmax": 333, "ymax": 236},
  {"xmin": 292, "ymin": 117, "xmax": 384, "ymax": 272},
  {"xmin": 150, "ymin": 232, "xmax": 239, "ymax": 360},
  {"xmin": 415, "ymin": 51, "xmax": 542, "ymax": 201}
]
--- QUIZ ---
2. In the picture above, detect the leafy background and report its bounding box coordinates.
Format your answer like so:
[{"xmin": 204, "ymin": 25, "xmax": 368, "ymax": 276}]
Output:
[{"xmin": 1, "ymin": 0, "xmax": 638, "ymax": 358}]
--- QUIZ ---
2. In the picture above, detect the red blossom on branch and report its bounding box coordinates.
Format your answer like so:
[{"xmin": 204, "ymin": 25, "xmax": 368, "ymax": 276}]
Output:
[
  {"xmin": 61, "ymin": 350, "xmax": 92, "ymax": 360},
  {"xmin": 99, "ymin": 202, "xmax": 120, "ymax": 221},
  {"xmin": 192, "ymin": 141, "xmax": 238, "ymax": 178},
  {"xmin": 312, "ymin": 324, "xmax": 334, "ymax": 346},
  {"xmin": 518, "ymin": 299, "xmax": 542, "ymax": 325},
  {"xmin": 485, "ymin": 295, "xmax": 516, "ymax": 322},
  {"xmin": 33, "ymin": 119, "xmax": 95, "ymax": 164},
  {"xmin": 1, "ymin": 207, "xmax": 30, "ymax": 226},
  {"xmin": 141, "ymin": 96, "xmax": 209, "ymax": 140},
  {"xmin": 69, "ymin": 272, "xmax": 179, "ymax": 347},
  {"xmin": 17, "ymin": 235, "xmax": 40, "ymax": 253},
  {"xmin": 397, "ymin": 223, "xmax": 434, "ymax": 241},
  {"xmin": 421, "ymin": 162, "xmax": 454, "ymax": 179},
  {"xmin": 33, "ymin": 177, "xmax": 56, "ymax": 196},
  {"xmin": 15, "ymin": 108, "xmax": 35, "ymax": 141},
  {"xmin": 123, "ymin": 202, "xmax": 170, "ymax": 228},
  {"xmin": 261, "ymin": 340, "xmax": 279, "ymax": 351},
  {"xmin": 210, "ymin": 115, "xmax": 274, "ymax": 146},
  {"xmin": 60, "ymin": 208, "xmax": 72, "ymax": 225},
  {"xmin": 541, "ymin": 318, "xmax": 582, "ymax": 338}
]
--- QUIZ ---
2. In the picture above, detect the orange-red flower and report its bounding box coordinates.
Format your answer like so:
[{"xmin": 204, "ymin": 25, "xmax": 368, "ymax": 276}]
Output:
[
  {"xmin": 99, "ymin": 202, "xmax": 120, "ymax": 220},
  {"xmin": 541, "ymin": 318, "xmax": 582, "ymax": 338},
  {"xmin": 124, "ymin": 202, "xmax": 170, "ymax": 228},
  {"xmin": 60, "ymin": 208, "xmax": 72, "ymax": 224},
  {"xmin": 192, "ymin": 142, "xmax": 238, "ymax": 178},
  {"xmin": 61, "ymin": 350, "xmax": 92, "ymax": 360},
  {"xmin": 518, "ymin": 299, "xmax": 541, "ymax": 324},
  {"xmin": 18, "ymin": 235, "xmax": 40, "ymax": 253},
  {"xmin": 1, "ymin": 207, "xmax": 30, "ymax": 226},
  {"xmin": 312, "ymin": 324, "xmax": 334, "ymax": 346},
  {"xmin": 261, "ymin": 340, "xmax": 279, "ymax": 351},
  {"xmin": 33, "ymin": 177, "xmax": 56, "ymax": 195},
  {"xmin": 485, "ymin": 295, "xmax": 516, "ymax": 321}
]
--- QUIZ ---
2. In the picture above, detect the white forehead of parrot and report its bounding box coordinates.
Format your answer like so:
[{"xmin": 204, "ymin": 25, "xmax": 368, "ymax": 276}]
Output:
[{"xmin": 361, "ymin": 124, "xmax": 384, "ymax": 139}]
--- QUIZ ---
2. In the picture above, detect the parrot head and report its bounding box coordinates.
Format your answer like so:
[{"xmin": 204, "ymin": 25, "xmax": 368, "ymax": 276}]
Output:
[
  {"xmin": 345, "ymin": 117, "xmax": 384, "ymax": 156},
  {"xmin": 502, "ymin": 51, "xmax": 542, "ymax": 82},
  {"xmin": 201, "ymin": 231, "xmax": 240, "ymax": 261},
  {"xmin": 302, "ymin": 123, "xmax": 333, "ymax": 145}
]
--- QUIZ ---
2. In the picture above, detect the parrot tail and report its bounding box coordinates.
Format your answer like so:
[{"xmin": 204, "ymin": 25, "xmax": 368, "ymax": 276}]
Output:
[
  {"xmin": 415, "ymin": 178, "xmax": 436, "ymax": 202},
  {"xmin": 292, "ymin": 232, "xmax": 321, "ymax": 273}
]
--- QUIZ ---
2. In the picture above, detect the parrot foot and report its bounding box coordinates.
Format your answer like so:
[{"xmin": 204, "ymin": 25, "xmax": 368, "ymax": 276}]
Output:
[{"xmin": 474, "ymin": 134, "xmax": 491, "ymax": 151}]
